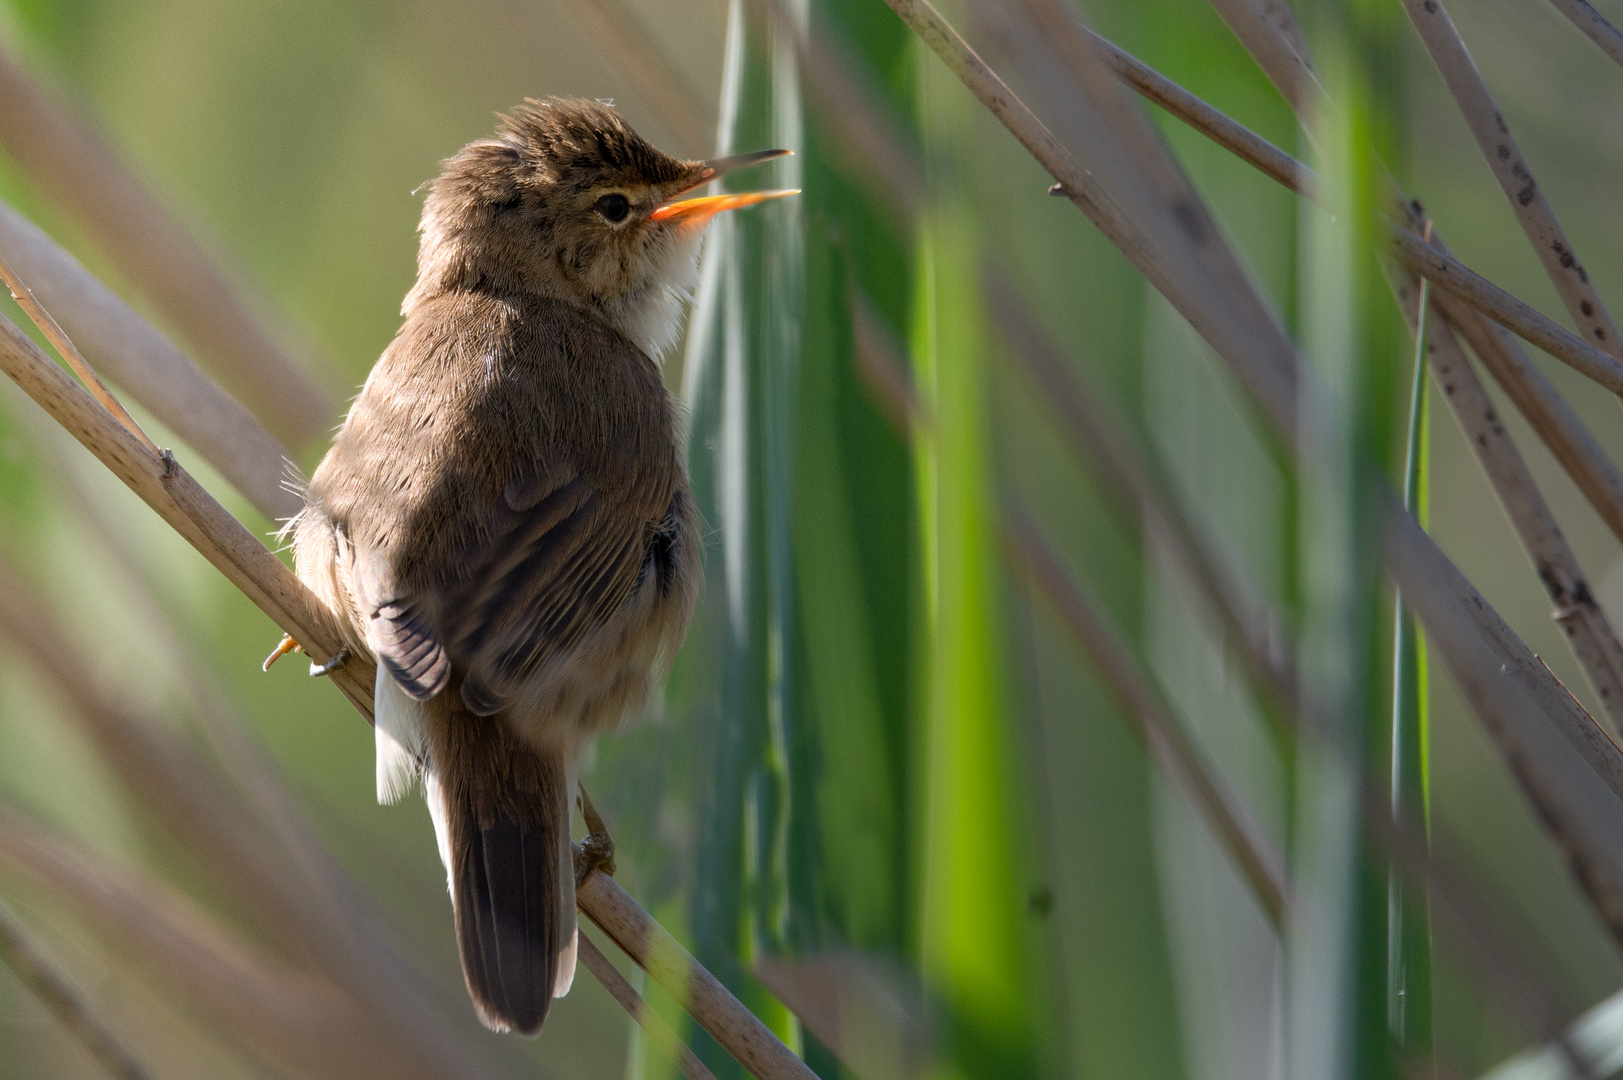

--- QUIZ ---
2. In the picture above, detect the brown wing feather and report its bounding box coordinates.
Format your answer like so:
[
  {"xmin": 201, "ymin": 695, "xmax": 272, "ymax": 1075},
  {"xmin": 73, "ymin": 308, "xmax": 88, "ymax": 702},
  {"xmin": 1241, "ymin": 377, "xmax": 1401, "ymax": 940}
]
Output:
[{"xmin": 311, "ymin": 290, "xmax": 682, "ymax": 717}]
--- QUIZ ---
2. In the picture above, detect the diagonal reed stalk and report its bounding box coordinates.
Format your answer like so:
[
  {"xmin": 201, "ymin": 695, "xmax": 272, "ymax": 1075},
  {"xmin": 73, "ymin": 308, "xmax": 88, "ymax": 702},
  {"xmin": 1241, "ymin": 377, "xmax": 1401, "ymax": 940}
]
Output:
[
  {"xmin": 1399, "ymin": 0, "xmax": 1623, "ymax": 387},
  {"xmin": 1542, "ymin": 0, "xmax": 1623, "ymax": 69},
  {"xmin": 576, "ymin": 932, "xmax": 720, "ymax": 1080},
  {"xmin": 0, "ymin": 897, "xmax": 155, "ymax": 1080},
  {"xmin": 0, "ymin": 40, "xmax": 334, "ymax": 449},
  {"xmin": 884, "ymin": 0, "xmax": 1623, "ymax": 967},
  {"xmin": 0, "ymin": 244, "xmax": 815, "ymax": 1080},
  {"xmin": 0, "ymin": 199, "xmax": 302, "ymax": 521}
]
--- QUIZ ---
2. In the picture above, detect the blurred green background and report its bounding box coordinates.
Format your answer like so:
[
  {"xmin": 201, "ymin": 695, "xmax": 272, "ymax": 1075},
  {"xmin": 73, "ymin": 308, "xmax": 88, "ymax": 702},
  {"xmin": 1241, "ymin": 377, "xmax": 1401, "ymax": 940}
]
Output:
[{"xmin": 0, "ymin": 0, "xmax": 1621, "ymax": 1077}]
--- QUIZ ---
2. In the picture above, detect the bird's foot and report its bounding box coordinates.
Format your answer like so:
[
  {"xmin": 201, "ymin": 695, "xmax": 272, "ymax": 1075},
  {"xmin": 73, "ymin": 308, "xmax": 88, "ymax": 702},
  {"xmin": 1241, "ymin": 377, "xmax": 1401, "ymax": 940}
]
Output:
[
  {"xmin": 573, "ymin": 784, "xmax": 617, "ymax": 885},
  {"xmin": 308, "ymin": 647, "xmax": 351, "ymax": 677},
  {"xmin": 262, "ymin": 634, "xmax": 302, "ymax": 671}
]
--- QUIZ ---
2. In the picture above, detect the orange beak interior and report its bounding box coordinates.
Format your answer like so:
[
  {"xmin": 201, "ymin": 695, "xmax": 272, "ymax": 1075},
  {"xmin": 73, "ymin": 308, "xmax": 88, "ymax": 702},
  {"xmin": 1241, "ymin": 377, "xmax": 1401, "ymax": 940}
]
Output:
[{"xmin": 650, "ymin": 188, "xmax": 800, "ymax": 224}]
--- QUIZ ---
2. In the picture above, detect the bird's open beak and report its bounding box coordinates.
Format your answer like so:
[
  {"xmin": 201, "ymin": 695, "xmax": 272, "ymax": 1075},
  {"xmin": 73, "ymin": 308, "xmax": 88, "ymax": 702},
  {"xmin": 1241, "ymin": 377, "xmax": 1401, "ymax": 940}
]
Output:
[{"xmin": 651, "ymin": 148, "xmax": 798, "ymax": 223}]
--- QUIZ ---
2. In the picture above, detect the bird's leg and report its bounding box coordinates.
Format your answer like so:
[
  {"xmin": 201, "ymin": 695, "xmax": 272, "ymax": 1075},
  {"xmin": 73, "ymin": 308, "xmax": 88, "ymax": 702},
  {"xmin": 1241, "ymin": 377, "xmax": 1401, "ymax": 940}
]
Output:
[
  {"xmin": 574, "ymin": 783, "xmax": 617, "ymax": 884},
  {"xmin": 262, "ymin": 634, "xmax": 301, "ymax": 671},
  {"xmin": 308, "ymin": 647, "xmax": 351, "ymax": 677}
]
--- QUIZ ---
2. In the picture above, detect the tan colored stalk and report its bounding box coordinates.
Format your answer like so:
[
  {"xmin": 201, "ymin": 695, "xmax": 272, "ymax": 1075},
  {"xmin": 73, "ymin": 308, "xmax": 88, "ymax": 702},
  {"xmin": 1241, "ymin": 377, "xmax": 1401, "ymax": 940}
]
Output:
[
  {"xmin": 1400, "ymin": 0, "xmax": 1623, "ymax": 377},
  {"xmin": 577, "ymin": 933, "xmax": 719, "ymax": 1080},
  {"xmin": 0, "ymin": 310, "xmax": 373, "ymax": 715},
  {"xmin": 559, "ymin": 0, "xmax": 713, "ymax": 156},
  {"xmin": 0, "ymin": 249, "xmax": 159, "ymax": 457},
  {"xmin": 579, "ymin": 869, "xmax": 819, "ymax": 1080},
  {"xmin": 1436, "ymin": 290, "xmax": 1623, "ymax": 548},
  {"xmin": 1005, "ymin": 507, "xmax": 1290, "ymax": 925},
  {"xmin": 0, "ymin": 898, "xmax": 155, "ymax": 1080},
  {"xmin": 1388, "ymin": 259, "xmax": 1623, "ymax": 738},
  {"xmin": 1206, "ymin": 0, "xmax": 1322, "ymax": 112},
  {"xmin": 0, "ymin": 41, "xmax": 334, "ymax": 448},
  {"xmin": 0, "ymin": 201, "xmax": 301, "ymax": 521},
  {"xmin": 982, "ymin": 272, "xmax": 1298, "ymax": 733},
  {"xmin": 0, "ymin": 806, "xmax": 447, "ymax": 1080},
  {"xmin": 0, "ymin": 305, "xmax": 813, "ymax": 1077},
  {"xmin": 1543, "ymin": 0, "xmax": 1623, "ymax": 69},
  {"xmin": 891, "ymin": 0, "xmax": 1623, "ymax": 953},
  {"xmin": 1391, "ymin": 223, "xmax": 1623, "ymax": 396}
]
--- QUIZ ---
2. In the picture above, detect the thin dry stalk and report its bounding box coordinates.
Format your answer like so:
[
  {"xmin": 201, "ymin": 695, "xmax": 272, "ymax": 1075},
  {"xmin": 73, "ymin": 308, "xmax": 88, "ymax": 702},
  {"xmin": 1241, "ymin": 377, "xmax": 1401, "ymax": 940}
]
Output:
[
  {"xmin": 577, "ymin": 932, "xmax": 719, "ymax": 1080},
  {"xmin": 0, "ymin": 309, "xmax": 373, "ymax": 715},
  {"xmin": 1081, "ymin": 24, "xmax": 1312, "ymax": 193},
  {"xmin": 1392, "ymin": 223, "xmax": 1623, "ymax": 396},
  {"xmin": 578, "ymin": 869, "xmax": 820, "ymax": 1080},
  {"xmin": 0, "ymin": 806, "xmax": 451, "ymax": 1080},
  {"xmin": 849, "ymin": 274, "xmax": 1293, "ymax": 925},
  {"xmin": 0, "ymin": 310, "xmax": 808, "ymax": 1078},
  {"xmin": 887, "ymin": 0, "xmax": 1301, "ymax": 433},
  {"xmin": 1206, "ymin": 0, "xmax": 1323, "ymax": 113},
  {"xmin": 561, "ymin": 0, "xmax": 713, "ymax": 156},
  {"xmin": 1544, "ymin": 0, "xmax": 1623, "ymax": 69},
  {"xmin": 1005, "ymin": 507, "xmax": 1290, "ymax": 925},
  {"xmin": 891, "ymin": 0, "xmax": 1623, "ymax": 950},
  {"xmin": 0, "ymin": 201, "xmax": 301, "ymax": 521},
  {"xmin": 1387, "ymin": 259, "xmax": 1623, "ymax": 738},
  {"xmin": 1400, "ymin": 0, "xmax": 1623, "ymax": 380},
  {"xmin": 982, "ymin": 271, "xmax": 1298, "ymax": 735},
  {"xmin": 0, "ymin": 41, "xmax": 334, "ymax": 448},
  {"xmin": 0, "ymin": 898, "xmax": 155, "ymax": 1080},
  {"xmin": 1436, "ymin": 287, "xmax": 1623, "ymax": 548},
  {"xmin": 0, "ymin": 250, "xmax": 159, "ymax": 457}
]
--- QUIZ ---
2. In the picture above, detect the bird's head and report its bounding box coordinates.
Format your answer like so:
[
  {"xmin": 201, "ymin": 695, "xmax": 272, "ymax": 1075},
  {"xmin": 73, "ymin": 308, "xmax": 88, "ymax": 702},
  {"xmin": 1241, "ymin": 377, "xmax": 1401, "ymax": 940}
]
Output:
[{"xmin": 406, "ymin": 97, "xmax": 794, "ymax": 359}]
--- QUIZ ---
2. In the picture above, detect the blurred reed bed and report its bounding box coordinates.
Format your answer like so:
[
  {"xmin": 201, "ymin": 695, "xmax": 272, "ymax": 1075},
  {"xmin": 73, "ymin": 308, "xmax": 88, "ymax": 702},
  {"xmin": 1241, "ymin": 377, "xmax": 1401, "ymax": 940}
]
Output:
[{"xmin": 0, "ymin": 0, "xmax": 1622, "ymax": 1079}]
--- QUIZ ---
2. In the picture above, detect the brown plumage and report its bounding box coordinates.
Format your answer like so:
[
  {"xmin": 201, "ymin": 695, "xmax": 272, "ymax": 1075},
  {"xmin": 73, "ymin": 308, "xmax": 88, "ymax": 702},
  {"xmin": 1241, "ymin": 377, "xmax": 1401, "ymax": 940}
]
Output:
[{"xmin": 290, "ymin": 98, "xmax": 790, "ymax": 1034}]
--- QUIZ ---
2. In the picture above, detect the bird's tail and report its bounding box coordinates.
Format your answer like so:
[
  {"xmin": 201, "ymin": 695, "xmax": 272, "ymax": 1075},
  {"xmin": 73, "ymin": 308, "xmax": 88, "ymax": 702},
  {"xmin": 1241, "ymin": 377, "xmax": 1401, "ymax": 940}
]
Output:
[{"xmin": 424, "ymin": 697, "xmax": 576, "ymax": 1036}]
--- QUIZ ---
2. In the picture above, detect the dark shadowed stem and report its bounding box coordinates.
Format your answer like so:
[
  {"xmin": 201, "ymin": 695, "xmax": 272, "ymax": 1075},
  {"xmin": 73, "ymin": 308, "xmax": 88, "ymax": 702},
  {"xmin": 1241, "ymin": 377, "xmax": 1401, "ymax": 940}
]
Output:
[
  {"xmin": 577, "ymin": 932, "xmax": 720, "ymax": 1080},
  {"xmin": 1003, "ymin": 505, "xmax": 1289, "ymax": 925},
  {"xmin": 0, "ymin": 40, "xmax": 334, "ymax": 448},
  {"xmin": 1543, "ymin": 0, "xmax": 1623, "ymax": 69},
  {"xmin": 1399, "ymin": 0, "xmax": 1623, "ymax": 394},
  {"xmin": 0, "ymin": 899, "xmax": 155, "ymax": 1080},
  {"xmin": 559, "ymin": 0, "xmax": 713, "ymax": 156}
]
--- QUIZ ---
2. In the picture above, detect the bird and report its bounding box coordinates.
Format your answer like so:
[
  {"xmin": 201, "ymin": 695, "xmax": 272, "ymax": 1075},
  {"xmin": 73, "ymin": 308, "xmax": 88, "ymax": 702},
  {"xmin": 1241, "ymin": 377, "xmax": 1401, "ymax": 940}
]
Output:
[{"xmin": 286, "ymin": 97, "xmax": 794, "ymax": 1035}]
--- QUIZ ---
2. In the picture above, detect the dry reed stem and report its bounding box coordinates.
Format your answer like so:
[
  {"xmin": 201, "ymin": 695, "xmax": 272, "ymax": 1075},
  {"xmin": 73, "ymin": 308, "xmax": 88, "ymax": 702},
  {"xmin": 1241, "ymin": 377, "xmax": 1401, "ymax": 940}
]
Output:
[
  {"xmin": 1543, "ymin": 0, "xmax": 1623, "ymax": 69},
  {"xmin": 560, "ymin": 0, "xmax": 713, "ymax": 156},
  {"xmin": 0, "ymin": 805, "xmax": 459, "ymax": 1080},
  {"xmin": 1081, "ymin": 23, "xmax": 1312, "ymax": 193},
  {"xmin": 1206, "ymin": 0, "xmax": 1323, "ymax": 114},
  {"xmin": 850, "ymin": 279, "xmax": 1293, "ymax": 922},
  {"xmin": 0, "ymin": 898, "xmax": 155, "ymax": 1080},
  {"xmin": 1435, "ymin": 287, "xmax": 1623, "ymax": 548},
  {"xmin": 1400, "ymin": 0, "xmax": 1623, "ymax": 381},
  {"xmin": 982, "ymin": 271, "xmax": 1298, "ymax": 737},
  {"xmin": 0, "ymin": 308, "xmax": 374, "ymax": 715},
  {"xmin": 1387, "ymin": 259, "xmax": 1623, "ymax": 739},
  {"xmin": 1005, "ymin": 506, "xmax": 1290, "ymax": 925},
  {"xmin": 577, "ymin": 932, "xmax": 719, "ymax": 1080},
  {"xmin": 578, "ymin": 869, "xmax": 820, "ymax": 1080},
  {"xmin": 893, "ymin": 0, "xmax": 1301, "ymax": 433},
  {"xmin": 0, "ymin": 201, "xmax": 302, "ymax": 521},
  {"xmin": 1392, "ymin": 223, "xmax": 1623, "ymax": 396},
  {"xmin": 0, "ymin": 249, "xmax": 158, "ymax": 458},
  {"xmin": 0, "ymin": 306, "xmax": 808, "ymax": 1079},
  {"xmin": 894, "ymin": 0, "xmax": 1623, "ymax": 951},
  {"xmin": 0, "ymin": 41, "xmax": 334, "ymax": 448}
]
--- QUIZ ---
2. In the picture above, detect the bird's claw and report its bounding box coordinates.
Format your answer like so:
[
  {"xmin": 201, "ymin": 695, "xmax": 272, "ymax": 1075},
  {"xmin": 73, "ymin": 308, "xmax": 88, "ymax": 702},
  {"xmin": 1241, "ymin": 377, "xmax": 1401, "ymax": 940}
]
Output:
[
  {"xmin": 309, "ymin": 647, "xmax": 351, "ymax": 677},
  {"xmin": 573, "ymin": 784, "xmax": 617, "ymax": 885},
  {"xmin": 263, "ymin": 634, "xmax": 302, "ymax": 671}
]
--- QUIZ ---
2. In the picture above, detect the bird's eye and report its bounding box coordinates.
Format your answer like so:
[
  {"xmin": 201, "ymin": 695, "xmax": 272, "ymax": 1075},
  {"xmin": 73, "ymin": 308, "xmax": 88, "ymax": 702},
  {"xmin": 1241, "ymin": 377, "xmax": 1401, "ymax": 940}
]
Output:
[{"xmin": 595, "ymin": 193, "xmax": 631, "ymax": 224}]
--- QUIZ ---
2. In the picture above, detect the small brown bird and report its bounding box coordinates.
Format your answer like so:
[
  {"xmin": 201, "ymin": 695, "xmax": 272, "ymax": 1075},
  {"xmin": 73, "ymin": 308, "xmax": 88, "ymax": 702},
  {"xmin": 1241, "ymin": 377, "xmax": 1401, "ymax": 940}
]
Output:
[{"xmin": 289, "ymin": 98, "xmax": 793, "ymax": 1034}]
